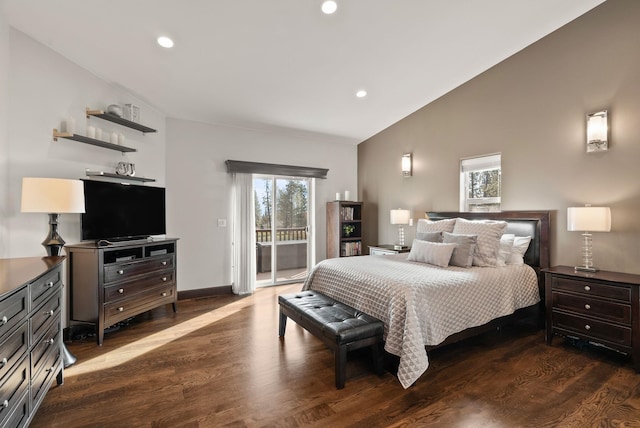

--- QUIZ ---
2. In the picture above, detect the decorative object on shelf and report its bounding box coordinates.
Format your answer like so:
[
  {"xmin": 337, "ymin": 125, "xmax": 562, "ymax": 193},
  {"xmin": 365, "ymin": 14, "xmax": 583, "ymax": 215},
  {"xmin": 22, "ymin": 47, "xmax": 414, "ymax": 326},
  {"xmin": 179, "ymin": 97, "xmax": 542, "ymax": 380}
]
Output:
[
  {"xmin": 123, "ymin": 103, "xmax": 140, "ymax": 123},
  {"xmin": 20, "ymin": 177, "xmax": 86, "ymax": 257},
  {"xmin": 95, "ymin": 127, "xmax": 103, "ymax": 140},
  {"xmin": 87, "ymin": 125, "xmax": 96, "ymax": 138},
  {"xmin": 118, "ymin": 133, "xmax": 125, "ymax": 145},
  {"xmin": 344, "ymin": 190, "xmax": 350, "ymax": 201},
  {"xmin": 107, "ymin": 104, "xmax": 123, "ymax": 117},
  {"xmin": 110, "ymin": 131, "xmax": 118, "ymax": 145},
  {"xmin": 402, "ymin": 153, "xmax": 413, "ymax": 177},
  {"xmin": 586, "ymin": 110, "xmax": 608, "ymax": 153},
  {"xmin": 64, "ymin": 116, "xmax": 76, "ymax": 134},
  {"xmin": 567, "ymin": 204, "xmax": 611, "ymax": 272},
  {"xmin": 390, "ymin": 208, "xmax": 411, "ymax": 247},
  {"xmin": 86, "ymin": 107, "xmax": 156, "ymax": 134},
  {"xmin": 343, "ymin": 224, "xmax": 355, "ymax": 237},
  {"xmin": 53, "ymin": 128, "xmax": 137, "ymax": 153},
  {"xmin": 335, "ymin": 192, "xmax": 341, "ymax": 201},
  {"xmin": 115, "ymin": 161, "xmax": 136, "ymax": 176}
]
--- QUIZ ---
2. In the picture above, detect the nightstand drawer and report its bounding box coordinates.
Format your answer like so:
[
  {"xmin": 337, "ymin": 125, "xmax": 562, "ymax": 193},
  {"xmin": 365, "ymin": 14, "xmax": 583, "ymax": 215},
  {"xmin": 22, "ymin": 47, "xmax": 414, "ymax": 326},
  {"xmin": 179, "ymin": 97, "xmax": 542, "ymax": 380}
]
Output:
[
  {"xmin": 553, "ymin": 310, "xmax": 632, "ymax": 347},
  {"xmin": 551, "ymin": 276, "xmax": 630, "ymax": 302},
  {"xmin": 552, "ymin": 292, "xmax": 631, "ymax": 325},
  {"xmin": 104, "ymin": 255, "xmax": 174, "ymax": 284}
]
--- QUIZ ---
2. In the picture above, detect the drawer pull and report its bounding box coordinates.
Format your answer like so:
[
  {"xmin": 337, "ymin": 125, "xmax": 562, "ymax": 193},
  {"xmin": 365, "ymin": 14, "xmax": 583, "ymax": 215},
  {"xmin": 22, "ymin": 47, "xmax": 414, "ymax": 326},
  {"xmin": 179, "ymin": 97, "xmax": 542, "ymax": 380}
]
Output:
[
  {"xmin": 45, "ymin": 338, "xmax": 55, "ymax": 345},
  {"xmin": 45, "ymin": 309, "xmax": 54, "ymax": 317},
  {"xmin": 585, "ymin": 304, "xmax": 591, "ymax": 310},
  {"xmin": 0, "ymin": 357, "xmax": 7, "ymax": 367},
  {"xmin": 1, "ymin": 316, "xmax": 6, "ymax": 325},
  {"xmin": 585, "ymin": 324, "xmax": 591, "ymax": 331},
  {"xmin": 162, "ymin": 277, "xmax": 167, "ymax": 282},
  {"xmin": 118, "ymin": 307, "xmax": 124, "ymax": 312},
  {"xmin": 161, "ymin": 261, "xmax": 167, "ymax": 266},
  {"xmin": 584, "ymin": 285, "xmax": 591, "ymax": 291},
  {"xmin": 46, "ymin": 366, "xmax": 56, "ymax": 373},
  {"xmin": 47, "ymin": 281, "xmax": 54, "ymax": 288},
  {"xmin": 118, "ymin": 288, "xmax": 124, "ymax": 294},
  {"xmin": 2, "ymin": 400, "xmax": 8, "ymax": 409},
  {"xmin": 117, "ymin": 269, "xmax": 124, "ymax": 275},
  {"xmin": 162, "ymin": 292, "xmax": 167, "ymax": 297}
]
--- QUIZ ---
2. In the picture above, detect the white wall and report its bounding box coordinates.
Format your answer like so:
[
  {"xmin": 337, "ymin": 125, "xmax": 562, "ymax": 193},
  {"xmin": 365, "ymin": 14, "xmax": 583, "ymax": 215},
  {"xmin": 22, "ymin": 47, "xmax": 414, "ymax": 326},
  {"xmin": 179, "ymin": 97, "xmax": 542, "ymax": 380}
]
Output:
[
  {"xmin": 166, "ymin": 118, "xmax": 357, "ymax": 291},
  {"xmin": 7, "ymin": 28, "xmax": 166, "ymax": 257},
  {"xmin": 0, "ymin": 1, "xmax": 9, "ymax": 257}
]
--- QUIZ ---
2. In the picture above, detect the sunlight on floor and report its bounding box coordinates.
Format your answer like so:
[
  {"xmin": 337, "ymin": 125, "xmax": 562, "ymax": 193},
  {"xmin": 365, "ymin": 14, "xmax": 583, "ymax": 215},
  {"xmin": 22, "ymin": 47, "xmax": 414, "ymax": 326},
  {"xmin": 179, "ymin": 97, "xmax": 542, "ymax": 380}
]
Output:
[{"xmin": 66, "ymin": 294, "xmax": 260, "ymax": 377}]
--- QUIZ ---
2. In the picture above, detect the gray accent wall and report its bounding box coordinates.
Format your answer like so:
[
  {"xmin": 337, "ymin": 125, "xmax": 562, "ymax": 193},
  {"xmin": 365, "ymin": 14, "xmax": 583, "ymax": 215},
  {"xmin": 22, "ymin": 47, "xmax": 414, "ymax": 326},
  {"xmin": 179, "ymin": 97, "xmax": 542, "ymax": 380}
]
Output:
[{"xmin": 358, "ymin": 0, "xmax": 640, "ymax": 274}]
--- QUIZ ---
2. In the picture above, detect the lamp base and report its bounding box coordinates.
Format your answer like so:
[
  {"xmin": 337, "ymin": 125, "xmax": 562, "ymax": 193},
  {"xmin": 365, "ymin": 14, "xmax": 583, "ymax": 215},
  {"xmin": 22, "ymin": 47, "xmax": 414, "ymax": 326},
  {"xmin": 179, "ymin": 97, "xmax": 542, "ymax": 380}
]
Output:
[
  {"xmin": 42, "ymin": 213, "xmax": 66, "ymax": 256},
  {"xmin": 575, "ymin": 266, "xmax": 598, "ymax": 273}
]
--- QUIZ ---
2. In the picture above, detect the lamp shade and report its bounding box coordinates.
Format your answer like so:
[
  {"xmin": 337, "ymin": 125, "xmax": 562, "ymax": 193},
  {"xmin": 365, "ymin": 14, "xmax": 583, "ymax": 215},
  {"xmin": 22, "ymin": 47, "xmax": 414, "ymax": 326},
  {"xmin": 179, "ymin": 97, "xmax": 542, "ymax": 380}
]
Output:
[
  {"xmin": 567, "ymin": 206, "xmax": 611, "ymax": 232},
  {"xmin": 21, "ymin": 177, "xmax": 85, "ymax": 213},
  {"xmin": 390, "ymin": 209, "xmax": 410, "ymax": 225}
]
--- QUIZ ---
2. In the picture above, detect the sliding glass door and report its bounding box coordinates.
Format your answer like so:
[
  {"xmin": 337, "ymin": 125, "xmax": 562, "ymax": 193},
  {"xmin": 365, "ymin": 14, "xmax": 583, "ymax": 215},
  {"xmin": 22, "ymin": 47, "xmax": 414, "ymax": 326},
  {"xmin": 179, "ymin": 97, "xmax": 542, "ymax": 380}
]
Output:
[{"xmin": 254, "ymin": 175, "xmax": 313, "ymax": 286}]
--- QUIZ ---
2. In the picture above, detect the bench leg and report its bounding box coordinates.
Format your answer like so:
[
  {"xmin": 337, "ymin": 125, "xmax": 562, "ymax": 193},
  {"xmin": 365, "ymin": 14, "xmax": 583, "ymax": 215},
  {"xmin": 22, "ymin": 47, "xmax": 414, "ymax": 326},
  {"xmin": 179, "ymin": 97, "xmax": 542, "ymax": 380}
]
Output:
[
  {"xmin": 279, "ymin": 309, "xmax": 287, "ymax": 337},
  {"xmin": 335, "ymin": 344, "xmax": 347, "ymax": 389},
  {"xmin": 372, "ymin": 340, "xmax": 384, "ymax": 375}
]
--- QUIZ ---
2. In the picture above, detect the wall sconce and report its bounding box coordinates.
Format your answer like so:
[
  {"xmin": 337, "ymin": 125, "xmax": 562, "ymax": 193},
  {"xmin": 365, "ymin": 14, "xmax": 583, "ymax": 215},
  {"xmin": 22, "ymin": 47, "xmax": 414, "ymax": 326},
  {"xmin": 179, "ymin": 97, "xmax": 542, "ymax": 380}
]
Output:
[
  {"xmin": 567, "ymin": 205, "xmax": 611, "ymax": 272},
  {"xmin": 402, "ymin": 153, "xmax": 412, "ymax": 177},
  {"xmin": 586, "ymin": 110, "xmax": 608, "ymax": 153}
]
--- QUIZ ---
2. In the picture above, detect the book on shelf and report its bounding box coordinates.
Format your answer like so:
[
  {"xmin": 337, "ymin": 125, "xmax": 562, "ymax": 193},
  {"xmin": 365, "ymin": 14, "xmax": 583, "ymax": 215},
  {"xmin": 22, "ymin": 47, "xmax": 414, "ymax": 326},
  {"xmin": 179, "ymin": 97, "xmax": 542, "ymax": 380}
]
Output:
[
  {"xmin": 340, "ymin": 241, "xmax": 361, "ymax": 257},
  {"xmin": 340, "ymin": 206, "xmax": 356, "ymax": 221}
]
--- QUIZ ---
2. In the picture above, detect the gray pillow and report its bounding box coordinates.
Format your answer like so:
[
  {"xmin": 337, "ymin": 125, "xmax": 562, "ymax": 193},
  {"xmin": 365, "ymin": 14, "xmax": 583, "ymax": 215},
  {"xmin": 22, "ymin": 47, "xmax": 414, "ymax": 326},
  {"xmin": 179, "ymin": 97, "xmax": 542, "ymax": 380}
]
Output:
[
  {"xmin": 442, "ymin": 232, "xmax": 478, "ymax": 268},
  {"xmin": 415, "ymin": 231, "xmax": 442, "ymax": 242}
]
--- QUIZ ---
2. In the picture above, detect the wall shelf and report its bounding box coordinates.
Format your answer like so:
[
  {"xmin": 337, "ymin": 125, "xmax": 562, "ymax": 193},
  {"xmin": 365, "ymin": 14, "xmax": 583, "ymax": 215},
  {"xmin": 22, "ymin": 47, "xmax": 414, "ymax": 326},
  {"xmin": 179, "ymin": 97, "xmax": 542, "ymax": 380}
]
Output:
[
  {"xmin": 53, "ymin": 129, "xmax": 137, "ymax": 153},
  {"xmin": 86, "ymin": 107, "xmax": 157, "ymax": 134},
  {"xmin": 85, "ymin": 170, "xmax": 156, "ymax": 182}
]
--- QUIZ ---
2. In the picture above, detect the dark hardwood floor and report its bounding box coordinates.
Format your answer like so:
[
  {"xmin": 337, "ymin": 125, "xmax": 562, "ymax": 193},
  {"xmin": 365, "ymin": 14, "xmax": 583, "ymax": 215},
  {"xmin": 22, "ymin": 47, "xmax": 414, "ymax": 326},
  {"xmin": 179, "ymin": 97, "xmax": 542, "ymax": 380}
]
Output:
[{"xmin": 32, "ymin": 283, "xmax": 640, "ymax": 427}]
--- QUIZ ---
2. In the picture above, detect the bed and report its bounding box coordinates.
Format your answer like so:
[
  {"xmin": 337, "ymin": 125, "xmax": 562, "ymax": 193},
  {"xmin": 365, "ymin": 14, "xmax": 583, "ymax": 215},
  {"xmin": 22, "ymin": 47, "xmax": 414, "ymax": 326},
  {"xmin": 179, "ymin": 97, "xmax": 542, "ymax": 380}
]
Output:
[{"xmin": 302, "ymin": 211, "xmax": 550, "ymax": 388}]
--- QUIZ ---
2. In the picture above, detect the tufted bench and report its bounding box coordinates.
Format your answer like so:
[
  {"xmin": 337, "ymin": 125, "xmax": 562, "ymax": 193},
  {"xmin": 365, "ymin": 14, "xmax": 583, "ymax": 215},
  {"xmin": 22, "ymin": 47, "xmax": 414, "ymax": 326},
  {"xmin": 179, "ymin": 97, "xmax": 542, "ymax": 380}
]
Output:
[{"xmin": 278, "ymin": 291, "xmax": 384, "ymax": 389}]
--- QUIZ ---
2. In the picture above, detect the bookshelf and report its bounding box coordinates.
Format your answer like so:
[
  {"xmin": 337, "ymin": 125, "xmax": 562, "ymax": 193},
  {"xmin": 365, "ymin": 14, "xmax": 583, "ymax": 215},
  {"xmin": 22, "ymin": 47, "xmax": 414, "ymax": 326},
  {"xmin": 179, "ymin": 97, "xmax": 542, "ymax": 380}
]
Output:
[{"xmin": 326, "ymin": 201, "xmax": 363, "ymax": 258}]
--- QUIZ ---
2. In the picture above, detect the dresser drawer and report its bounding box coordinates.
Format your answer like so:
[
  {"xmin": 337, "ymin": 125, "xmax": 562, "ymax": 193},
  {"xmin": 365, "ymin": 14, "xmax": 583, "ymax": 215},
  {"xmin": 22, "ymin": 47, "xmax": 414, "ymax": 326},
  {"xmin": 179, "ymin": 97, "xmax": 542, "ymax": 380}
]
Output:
[
  {"xmin": 30, "ymin": 287, "xmax": 61, "ymax": 344},
  {"xmin": 0, "ymin": 389, "xmax": 28, "ymax": 428},
  {"xmin": 103, "ymin": 255, "xmax": 174, "ymax": 284},
  {"xmin": 30, "ymin": 266, "xmax": 62, "ymax": 311},
  {"xmin": 553, "ymin": 310, "xmax": 632, "ymax": 347},
  {"xmin": 0, "ymin": 322, "xmax": 28, "ymax": 382},
  {"xmin": 104, "ymin": 270, "xmax": 175, "ymax": 303},
  {"xmin": 31, "ymin": 317, "xmax": 61, "ymax": 377},
  {"xmin": 0, "ymin": 356, "xmax": 29, "ymax": 427},
  {"xmin": 104, "ymin": 284, "xmax": 175, "ymax": 327},
  {"xmin": 551, "ymin": 276, "xmax": 631, "ymax": 302},
  {"xmin": 552, "ymin": 291, "xmax": 631, "ymax": 325},
  {"xmin": 0, "ymin": 287, "xmax": 28, "ymax": 342},
  {"xmin": 30, "ymin": 340, "xmax": 61, "ymax": 409}
]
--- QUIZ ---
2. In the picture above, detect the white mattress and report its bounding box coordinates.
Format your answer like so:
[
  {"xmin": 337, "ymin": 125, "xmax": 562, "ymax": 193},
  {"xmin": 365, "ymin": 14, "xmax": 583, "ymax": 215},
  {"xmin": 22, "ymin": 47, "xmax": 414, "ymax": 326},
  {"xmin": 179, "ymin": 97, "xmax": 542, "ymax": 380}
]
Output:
[{"xmin": 302, "ymin": 254, "xmax": 539, "ymax": 388}]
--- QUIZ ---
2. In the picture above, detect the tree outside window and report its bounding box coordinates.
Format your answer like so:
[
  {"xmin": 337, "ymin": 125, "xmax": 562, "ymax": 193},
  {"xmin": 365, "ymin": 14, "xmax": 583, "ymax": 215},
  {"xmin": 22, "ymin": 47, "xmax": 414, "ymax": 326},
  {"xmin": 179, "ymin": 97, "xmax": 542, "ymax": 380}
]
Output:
[{"xmin": 460, "ymin": 154, "xmax": 501, "ymax": 212}]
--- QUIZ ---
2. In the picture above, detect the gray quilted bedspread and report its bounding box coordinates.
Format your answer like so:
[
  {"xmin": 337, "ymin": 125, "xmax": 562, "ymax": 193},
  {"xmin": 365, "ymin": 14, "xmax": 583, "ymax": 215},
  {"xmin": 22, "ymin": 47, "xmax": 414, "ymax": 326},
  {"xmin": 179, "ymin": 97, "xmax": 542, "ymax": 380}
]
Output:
[{"xmin": 302, "ymin": 254, "xmax": 539, "ymax": 388}]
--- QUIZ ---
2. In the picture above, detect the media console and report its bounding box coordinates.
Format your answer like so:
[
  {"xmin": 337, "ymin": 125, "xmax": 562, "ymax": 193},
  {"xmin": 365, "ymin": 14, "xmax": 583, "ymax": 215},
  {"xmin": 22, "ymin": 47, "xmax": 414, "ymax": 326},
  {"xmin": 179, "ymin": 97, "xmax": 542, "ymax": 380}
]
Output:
[{"xmin": 66, "ymin": 238, "xmax": 178, "ymax": 345}]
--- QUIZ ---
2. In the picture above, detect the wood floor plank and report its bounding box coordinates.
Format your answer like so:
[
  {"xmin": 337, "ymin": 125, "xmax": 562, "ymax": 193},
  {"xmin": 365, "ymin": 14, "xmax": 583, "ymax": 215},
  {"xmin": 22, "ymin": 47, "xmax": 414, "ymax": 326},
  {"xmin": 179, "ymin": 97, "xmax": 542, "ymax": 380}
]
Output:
[{"xmin": 29, "ymin": 283, "xmax": 640, "ymax": 427}]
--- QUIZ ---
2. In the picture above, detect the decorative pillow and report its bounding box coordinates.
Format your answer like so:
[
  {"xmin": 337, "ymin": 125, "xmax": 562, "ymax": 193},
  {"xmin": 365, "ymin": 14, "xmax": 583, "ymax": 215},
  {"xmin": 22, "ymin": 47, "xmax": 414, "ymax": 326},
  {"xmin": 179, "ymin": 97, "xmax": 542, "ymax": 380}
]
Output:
[
  {"xmin": 507, "ymin": 236, "xmax": 532, "ymax": 266},
  {"xmin": 407, "ymin": 239, "xmax": 456, "ymax": 267},
  {"xmin": 497, "ymin": 234, "xmax": 515, "ymax": 267},
  {"xmin": 415, "ymin": 231, "xmax": 443, "ymax": 242},
  {"xmin": 442, "ymin": 232, "xmax": 477, "ymax": 268},
  {"xmin": 416, "ymin": 218, "xmax": 456, "ymax": 234},
  {"xmin": 452, "ymin": 218, "xmax": 507, "ymax": 267}
]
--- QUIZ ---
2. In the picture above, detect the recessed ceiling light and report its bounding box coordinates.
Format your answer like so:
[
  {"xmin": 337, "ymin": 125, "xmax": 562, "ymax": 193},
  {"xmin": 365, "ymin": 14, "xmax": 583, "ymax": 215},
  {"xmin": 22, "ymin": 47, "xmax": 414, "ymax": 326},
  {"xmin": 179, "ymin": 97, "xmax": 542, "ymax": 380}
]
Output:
[
  {"xmin": 356, "ymin": 90, "xmax": 367, "ymax": 98},
  {"xmin": 157, "ymin": 36, "xmax": 174, "ymax": 48},
  {"xmin": 321, "ymin": 1, "xmax": 337, "ymax": 15}
]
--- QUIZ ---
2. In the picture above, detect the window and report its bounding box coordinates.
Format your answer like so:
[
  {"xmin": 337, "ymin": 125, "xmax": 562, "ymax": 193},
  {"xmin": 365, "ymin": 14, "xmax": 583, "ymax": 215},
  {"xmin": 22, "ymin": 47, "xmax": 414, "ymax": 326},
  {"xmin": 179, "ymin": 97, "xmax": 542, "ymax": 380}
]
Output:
[{"xmin": 460, "ymin": 153, "xmax": 501, "ymax": 212}]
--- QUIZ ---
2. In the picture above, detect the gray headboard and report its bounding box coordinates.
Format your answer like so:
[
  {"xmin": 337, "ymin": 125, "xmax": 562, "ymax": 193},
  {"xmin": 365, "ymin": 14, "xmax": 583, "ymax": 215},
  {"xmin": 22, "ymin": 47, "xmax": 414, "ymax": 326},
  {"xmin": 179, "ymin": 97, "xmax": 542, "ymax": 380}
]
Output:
[{"xmin": 426, "ymin": 211, "xmax": 550, "ymax": 272}]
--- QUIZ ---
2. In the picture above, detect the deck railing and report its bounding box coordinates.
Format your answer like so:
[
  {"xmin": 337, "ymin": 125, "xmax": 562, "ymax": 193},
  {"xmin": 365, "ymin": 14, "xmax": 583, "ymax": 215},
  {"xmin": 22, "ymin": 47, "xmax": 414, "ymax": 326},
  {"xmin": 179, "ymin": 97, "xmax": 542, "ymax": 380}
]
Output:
[{"xmin": 256, "ymin": 227, "xmax": 307, "ymax": 243}]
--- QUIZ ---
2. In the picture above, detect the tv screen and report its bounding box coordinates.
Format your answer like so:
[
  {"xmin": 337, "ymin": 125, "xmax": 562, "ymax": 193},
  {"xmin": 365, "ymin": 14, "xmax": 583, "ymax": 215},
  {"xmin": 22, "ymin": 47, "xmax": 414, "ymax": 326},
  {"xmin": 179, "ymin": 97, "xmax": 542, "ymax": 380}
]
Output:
[{"xmin": 81, "ymin": 180, "xmax": 166, "ymax": 242}]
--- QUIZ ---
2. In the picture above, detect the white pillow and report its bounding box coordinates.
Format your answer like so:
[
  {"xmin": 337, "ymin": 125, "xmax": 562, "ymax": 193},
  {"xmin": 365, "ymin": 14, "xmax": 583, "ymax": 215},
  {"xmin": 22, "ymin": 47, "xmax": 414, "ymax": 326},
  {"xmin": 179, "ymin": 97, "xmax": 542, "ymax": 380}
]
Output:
[
  {"xmin": 416, "ymin": 218, "xmax": 456, "ymax": 234},
  {"xmin": 497, "ymin": 234, "xmax": 515, "ymax": 267},
  {"xmin": 507, "ymin": 236, "xmax": 532, "ymax": 265},
  {"xmin": 452, "ymin": 218, "xmax": 507, "ymax": 267},
  {"xmin": 407, "ymin": 239, "xmax": 456, "ymax": 267}
]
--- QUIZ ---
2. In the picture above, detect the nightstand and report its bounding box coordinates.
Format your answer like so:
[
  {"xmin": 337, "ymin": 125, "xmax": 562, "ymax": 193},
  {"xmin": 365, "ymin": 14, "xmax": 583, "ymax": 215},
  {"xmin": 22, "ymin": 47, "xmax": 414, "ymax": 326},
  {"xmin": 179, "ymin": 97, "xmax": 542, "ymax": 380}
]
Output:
[
  {"xmin": 368, "ymin": 245, "xmax": 410, "ymax": 256},
  {"xmin": 543, "ymin": 266, "xmax": 640, "ymax": 371}
]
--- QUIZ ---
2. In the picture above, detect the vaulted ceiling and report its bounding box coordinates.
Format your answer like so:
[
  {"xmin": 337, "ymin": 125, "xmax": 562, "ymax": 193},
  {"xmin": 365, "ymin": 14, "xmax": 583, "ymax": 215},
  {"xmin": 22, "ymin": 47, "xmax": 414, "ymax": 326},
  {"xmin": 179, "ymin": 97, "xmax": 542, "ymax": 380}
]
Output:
[{"xmin": 4, "ymin": 0, "xmax": 605, "ymax": 143}]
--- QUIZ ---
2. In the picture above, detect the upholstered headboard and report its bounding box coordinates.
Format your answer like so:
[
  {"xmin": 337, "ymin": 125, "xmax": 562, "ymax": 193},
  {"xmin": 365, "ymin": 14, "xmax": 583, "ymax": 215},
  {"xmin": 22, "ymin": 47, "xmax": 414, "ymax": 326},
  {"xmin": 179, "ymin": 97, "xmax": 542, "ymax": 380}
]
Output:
[{"xmin": 426, "ymin": 211, "xmax": 550, "ymax": 272}]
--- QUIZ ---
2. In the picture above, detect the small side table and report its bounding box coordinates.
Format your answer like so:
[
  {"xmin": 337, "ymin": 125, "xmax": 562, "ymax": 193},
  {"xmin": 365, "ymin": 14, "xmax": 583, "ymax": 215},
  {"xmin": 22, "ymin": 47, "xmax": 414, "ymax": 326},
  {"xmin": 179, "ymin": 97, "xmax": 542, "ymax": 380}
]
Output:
[{"xmin": 368, "ymin": 245, "xmax": 411, "ymax": 256}]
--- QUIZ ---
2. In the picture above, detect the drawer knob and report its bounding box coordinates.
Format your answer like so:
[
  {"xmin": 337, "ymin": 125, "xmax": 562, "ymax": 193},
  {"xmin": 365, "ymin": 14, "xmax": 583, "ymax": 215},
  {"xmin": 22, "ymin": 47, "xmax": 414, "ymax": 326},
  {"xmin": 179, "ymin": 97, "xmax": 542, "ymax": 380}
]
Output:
[
  {"xmin": 162, "ymin": 277, "xmax": 167, "ymax": 282},
  {"xmin": 1, "ymin": 316, "xmax": 6, "ymax": 325},
  {"xmin": 45, "ymin": 309, "xmax": 54, "ymax": 317},
  {"xmin": 46, "ymin": 366, "xmax": 55, "ymax": 373},
  {"xmin": 585, "ymin": 324, "xmax": 591, "ymax": 330},
  {"xmin": 0, "ymin": 357, "xmax": 7, "ymax": 367},
  {"xmin": 118, "ymin": 307, "xmax": 124, "ymax": 312},
  {"xmin": 162, "ymin": 292, "xmax": 167, "ymax": 297},
  {"xmin": 584, "ymin": 285, "xmax": 591, "ymax": 291},
  {"xmin": 161, "ymin": 261, "xmax": 167, "ymax": 266},
  {"xmin": 46, "ymin": 338, "xmax": 54, "ymax": 345},
  {"xmin": 585, "ymin": 304, "xmax": 591, "ymax": 310},
  {"xmin": 2, "ymin": 400, "xmax": 8, "ymax": 409},
  {"xmin": 47, "ymin": 281, "xmax": 54, "ymax": 288},
  {"xmin": 118, "ymin": 288, "xmax": 124, "ymax": 294},
  {"xmin": 117, "ymin": 269, "xmax": 124, "ymax": 275}
]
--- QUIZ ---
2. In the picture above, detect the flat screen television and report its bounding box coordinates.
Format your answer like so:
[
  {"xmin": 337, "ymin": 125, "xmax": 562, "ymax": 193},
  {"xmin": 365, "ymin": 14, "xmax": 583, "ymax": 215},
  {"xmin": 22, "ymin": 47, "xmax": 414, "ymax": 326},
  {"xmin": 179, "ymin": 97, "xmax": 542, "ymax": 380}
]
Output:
[{"xmin": 81, "ymin": 180, "xmax": 166, "ymax": 242}]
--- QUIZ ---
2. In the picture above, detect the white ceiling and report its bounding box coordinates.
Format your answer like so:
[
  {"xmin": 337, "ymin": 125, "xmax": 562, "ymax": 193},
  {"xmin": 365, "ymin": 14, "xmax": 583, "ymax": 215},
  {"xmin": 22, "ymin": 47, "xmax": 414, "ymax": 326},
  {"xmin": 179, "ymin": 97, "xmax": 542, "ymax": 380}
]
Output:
[{"xmin": 4, "ymin": 0, "xmax": 605, "ymax": 144}]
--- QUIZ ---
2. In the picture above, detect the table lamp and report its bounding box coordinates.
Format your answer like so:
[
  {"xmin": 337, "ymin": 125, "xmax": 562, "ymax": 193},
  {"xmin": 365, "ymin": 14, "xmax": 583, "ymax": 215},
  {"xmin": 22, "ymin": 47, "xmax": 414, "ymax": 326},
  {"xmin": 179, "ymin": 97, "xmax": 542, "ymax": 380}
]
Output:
[
  {"xmin": 567, "ymin": 205, "xmax": 611, "ymax": 272},
  {"xmin": 390, "ymin": 209, "xmax": 410, "ymax": 248}
]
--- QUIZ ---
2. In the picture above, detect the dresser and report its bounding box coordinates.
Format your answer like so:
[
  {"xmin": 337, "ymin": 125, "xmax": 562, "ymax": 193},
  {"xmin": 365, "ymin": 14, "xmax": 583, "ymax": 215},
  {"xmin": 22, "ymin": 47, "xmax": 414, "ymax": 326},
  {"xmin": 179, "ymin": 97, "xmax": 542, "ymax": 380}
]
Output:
[
  {"xmin": 66, "ymin": 238, "xmax": 178, "ymax": 345},
  {"xmin": 0, "ymin": 257, "xmax": 65, "ymax": 428},
  {"xmin": 544, "ymin": 266, "xmax": 640, "ymax": 371}
]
